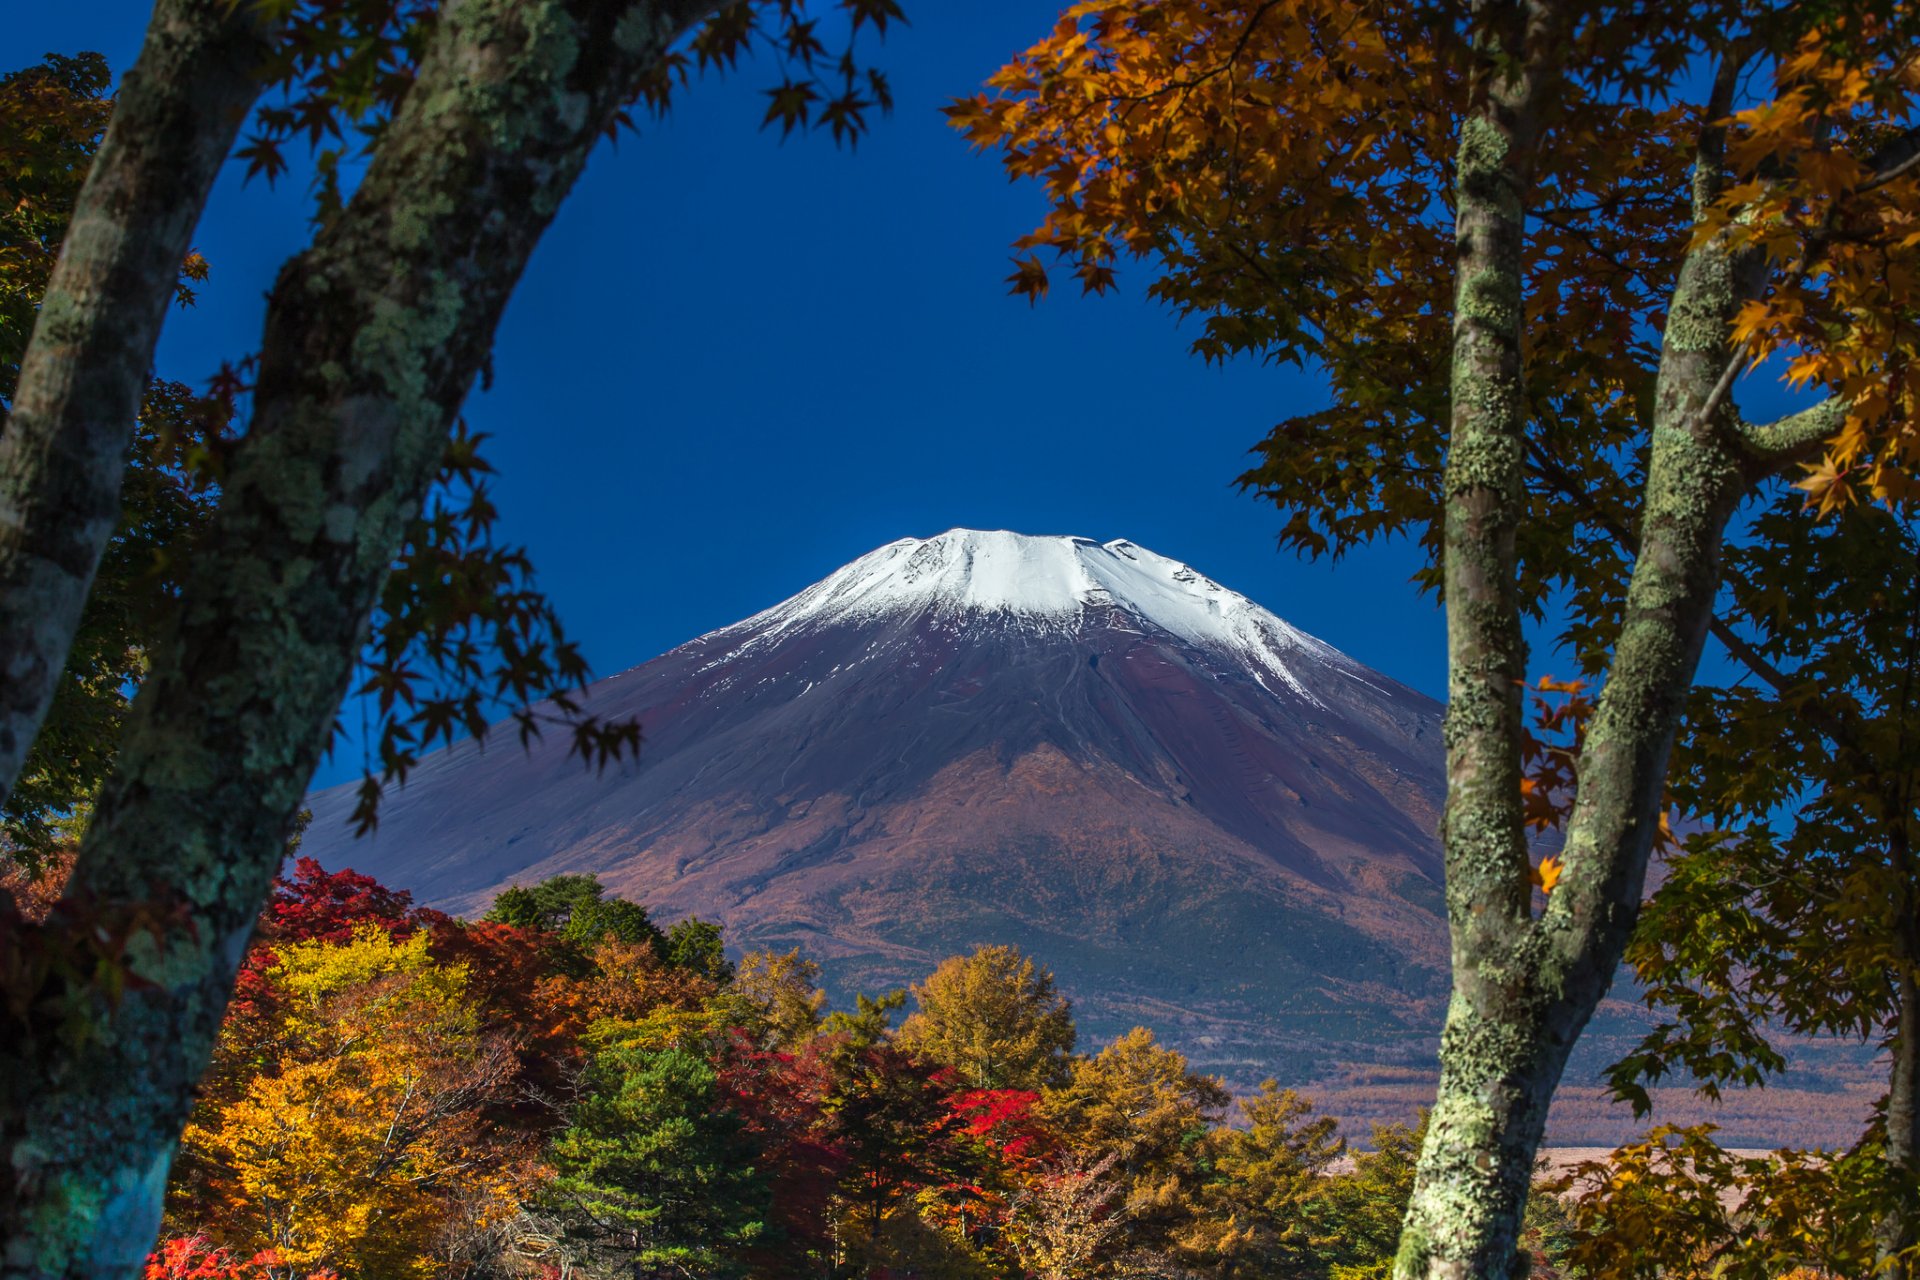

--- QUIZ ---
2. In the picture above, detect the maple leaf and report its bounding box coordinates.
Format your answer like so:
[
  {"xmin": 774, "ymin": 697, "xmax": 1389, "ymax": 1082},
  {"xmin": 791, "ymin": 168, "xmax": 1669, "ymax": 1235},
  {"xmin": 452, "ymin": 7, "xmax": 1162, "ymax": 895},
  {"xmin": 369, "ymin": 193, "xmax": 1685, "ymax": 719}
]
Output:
[
  {"xmin": 819, "ymin": 93, "xmax": 872, "ymax": 147},
  {"xmin": 844, "ymin": 0, "xmax": 906, "ymax": 35},
  {"xmin": 1006, "ymin": 253, "xmax": 1050, "ymax": 303},
  {"xmin": 1531, "ymin": 856, "xmax": 1564, "ymax": 895},
  {"xmin": 1793, "ymin": 456, "xmax": 1855, "ymax": 517},
  {"xmin": 762, "ymin": 80, "xmax": 818, "ymax": 138}
]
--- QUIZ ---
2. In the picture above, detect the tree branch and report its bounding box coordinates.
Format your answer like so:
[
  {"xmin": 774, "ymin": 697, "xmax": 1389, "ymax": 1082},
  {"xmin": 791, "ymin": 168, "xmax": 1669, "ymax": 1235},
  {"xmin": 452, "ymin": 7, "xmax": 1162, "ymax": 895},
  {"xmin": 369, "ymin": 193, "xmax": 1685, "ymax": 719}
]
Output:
[
  {"xmin": 0, "ymin": 0, "xmax": 276, "ymax": 816},
  {"xmin": 1736, "ymin": 395, "xmax": 1845, "ymax": 464},
  {"xmin": 1544, "ymin": 34, "xmax": 1768, "ymax": 986}
]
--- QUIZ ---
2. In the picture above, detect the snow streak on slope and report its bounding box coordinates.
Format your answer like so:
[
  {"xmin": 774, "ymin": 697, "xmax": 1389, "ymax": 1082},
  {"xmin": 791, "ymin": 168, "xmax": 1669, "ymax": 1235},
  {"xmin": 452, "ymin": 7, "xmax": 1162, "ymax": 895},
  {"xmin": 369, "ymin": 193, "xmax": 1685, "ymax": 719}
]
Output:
[{"xmin": 720, "ymin": 529, "xmax": 1359, "ymax": 704}]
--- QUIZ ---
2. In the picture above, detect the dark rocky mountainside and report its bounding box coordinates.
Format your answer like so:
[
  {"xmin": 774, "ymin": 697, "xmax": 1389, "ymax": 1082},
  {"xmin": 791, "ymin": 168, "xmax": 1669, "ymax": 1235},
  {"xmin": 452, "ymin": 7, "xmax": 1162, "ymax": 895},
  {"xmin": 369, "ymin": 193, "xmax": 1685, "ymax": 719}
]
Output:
[{"xmin": 304, "ymin": 530, "xmax": 1455, "ymax": 1082}]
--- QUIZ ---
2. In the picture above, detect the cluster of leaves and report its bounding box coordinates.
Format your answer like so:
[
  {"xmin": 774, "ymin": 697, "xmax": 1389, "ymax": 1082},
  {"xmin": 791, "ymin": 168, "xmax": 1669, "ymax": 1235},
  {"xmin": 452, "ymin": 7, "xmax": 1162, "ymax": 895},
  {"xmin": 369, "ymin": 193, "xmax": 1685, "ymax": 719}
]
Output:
[
  {"xmin": 947, "ymin": 0, "xmax": 1744, "ymax": 643},
  {"xmin": 1702, "ymin": 7, "xmax": 1920, "ymax": 512},
  {"xmin": 239, "ymin": 0, "xmax": 906, "ymax": 217},
  {"xmin": 150, "ymin": 861, "xmax": 1529, "ymax": 1280},
  {"xmin": 1551, "ymin": 1125, "xmax": 1911, "ymax": 1279},
  {"xmin": 236, "ymin": 0, "xmax": 441, "ymax": 211},
  {"xmin": 1511, "ymin": 674, "xmax": 1682, "ymax": 899},
  {"xmin": 357, "ymin": 474, "xmax": 588, "ymax": 811},
  {"xmin": 143, "ymin": 1234, "xmax": 335, "ymax": 1280},
  {"xmin": 943, "ymin": 0, "xmax": 1920, "ymax": 686},
  {"xmin": 662, "ymin": 0, "xmax": 905, "ymax": 145},
  {"xmin": 1556, "ymin": 504, "xmax": 1920, "ymax": 1271},
  {"xmin": 0, "ymin": 51, "xmax": 111, "ymax": 386}
]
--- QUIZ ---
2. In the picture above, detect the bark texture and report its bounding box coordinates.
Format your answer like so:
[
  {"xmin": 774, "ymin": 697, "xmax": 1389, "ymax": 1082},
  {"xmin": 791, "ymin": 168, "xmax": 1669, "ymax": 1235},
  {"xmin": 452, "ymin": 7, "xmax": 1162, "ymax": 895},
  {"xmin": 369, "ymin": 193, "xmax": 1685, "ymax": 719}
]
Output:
[
  {"xmin": 1880, "ymin": 819, "xmax": 1920, "ymax": 1275},
  {"xmin": 1392, "ymin": 4, "xmax": 1571, "ymax": 1273},
  {"xmin": 1394, "ymin": 20, "xmax": 1779, "ymax": 1279},
  {"xmin": 0, "ymin": 1, "xmax": 718, "ymax": 1275},
  {"xmin": 0, "ymin": 0, "xmax": 273, "ymax": 815}
]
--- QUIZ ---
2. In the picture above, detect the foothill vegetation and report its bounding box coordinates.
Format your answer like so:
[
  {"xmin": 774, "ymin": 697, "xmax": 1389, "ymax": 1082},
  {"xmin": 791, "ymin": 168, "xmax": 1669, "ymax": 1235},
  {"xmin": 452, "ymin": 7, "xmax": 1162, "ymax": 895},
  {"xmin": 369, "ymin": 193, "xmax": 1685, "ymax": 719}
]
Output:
[
  {"xmin": 5, "ymin": 854, "xmax": 1546, "ymax": 1280},
  {"xmin": 2, "ymin": 0, "xmax": 1920, "ymax": 1277}
]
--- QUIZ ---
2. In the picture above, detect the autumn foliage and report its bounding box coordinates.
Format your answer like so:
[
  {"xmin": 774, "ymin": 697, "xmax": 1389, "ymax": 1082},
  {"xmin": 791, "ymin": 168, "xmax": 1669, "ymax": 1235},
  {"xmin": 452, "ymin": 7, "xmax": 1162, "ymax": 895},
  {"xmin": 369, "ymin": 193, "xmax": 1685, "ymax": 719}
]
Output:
[
  {"xmin": 953, "ymin": 1, "xmax": 1920, "ymax": 1272},
  {"xmin": 145, "ymin": 863, "xmax": 1522, "ymax": 1280}
]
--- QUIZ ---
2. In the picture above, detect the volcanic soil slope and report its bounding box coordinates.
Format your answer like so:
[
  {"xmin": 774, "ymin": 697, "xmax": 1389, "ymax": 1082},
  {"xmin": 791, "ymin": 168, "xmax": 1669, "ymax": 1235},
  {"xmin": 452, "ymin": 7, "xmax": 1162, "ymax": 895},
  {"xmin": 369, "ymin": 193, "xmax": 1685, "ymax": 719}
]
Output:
[{"xmin": 305, "ymin": 529, "xmax": 1454, "ymax": 1082}]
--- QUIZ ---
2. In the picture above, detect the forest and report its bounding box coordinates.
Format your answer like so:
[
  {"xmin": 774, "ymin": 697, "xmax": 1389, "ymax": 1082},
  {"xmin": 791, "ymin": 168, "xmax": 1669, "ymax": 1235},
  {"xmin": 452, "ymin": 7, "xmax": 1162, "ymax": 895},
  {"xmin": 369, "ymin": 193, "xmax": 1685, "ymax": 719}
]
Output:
[
  {"xmin": 4, "ymin": 851, "xmax": 1557, "ymax": 1280},
  {"xmin": 5, "ymin": 0, "xmax": 1920, "ymax": 1278}
]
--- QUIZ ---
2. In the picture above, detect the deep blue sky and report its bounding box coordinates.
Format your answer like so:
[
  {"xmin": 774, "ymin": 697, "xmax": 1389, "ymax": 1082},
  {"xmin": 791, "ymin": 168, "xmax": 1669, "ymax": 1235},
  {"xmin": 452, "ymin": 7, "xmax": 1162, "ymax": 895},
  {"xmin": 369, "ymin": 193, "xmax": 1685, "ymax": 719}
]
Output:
[
  {"xmin": 15, "ymin": 1, "xmax": 1445, "ymax": 788},
  {"xmin": 20, "ymin": 4, "xmax": 1793, "ymax": 791}
]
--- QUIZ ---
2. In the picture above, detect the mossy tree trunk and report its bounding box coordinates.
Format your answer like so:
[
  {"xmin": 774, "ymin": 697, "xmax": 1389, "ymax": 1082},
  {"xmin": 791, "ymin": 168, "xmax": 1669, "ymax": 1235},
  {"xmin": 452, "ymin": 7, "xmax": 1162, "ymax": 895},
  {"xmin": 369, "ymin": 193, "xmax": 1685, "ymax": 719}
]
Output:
[
  {"xmin": 1394, "ymin": 14, "xmax": 1832, "ymax": 1277},
  {"xmin": 1391, "ymin": 4, "xmax": 1573, "ymax": 1272},
  {"xmin": 0, "ymin": 0, "xmax": 274, "ymax": 817},
  {"xmin": 0, "ymin": 2, "xmax": 718, "ymax": 1276}
]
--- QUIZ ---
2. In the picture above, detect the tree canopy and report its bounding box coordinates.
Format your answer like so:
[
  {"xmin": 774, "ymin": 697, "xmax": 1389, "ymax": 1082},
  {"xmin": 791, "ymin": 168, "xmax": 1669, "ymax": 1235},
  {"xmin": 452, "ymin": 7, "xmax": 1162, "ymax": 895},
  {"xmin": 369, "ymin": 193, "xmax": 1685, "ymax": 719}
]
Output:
[
  {"xmin": 954, "ymin": 0, "xmax": 1920, "ymax": 1273},
  {"xmin": 898, "ymin": 944, "xmax": 1077, "ymax": 1092}
]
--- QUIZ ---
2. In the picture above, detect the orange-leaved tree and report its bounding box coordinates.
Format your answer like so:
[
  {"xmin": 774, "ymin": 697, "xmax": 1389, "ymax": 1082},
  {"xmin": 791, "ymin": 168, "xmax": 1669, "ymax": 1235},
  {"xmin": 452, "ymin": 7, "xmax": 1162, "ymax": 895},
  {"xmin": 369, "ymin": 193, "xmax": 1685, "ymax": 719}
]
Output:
[
  {"xmin": 953, "ymin": 1, "xmax": 1920, "ymax": 1275},
  {"xmin": 172, "ymin": 926, "xmax": 524, "ymax": 1279}
]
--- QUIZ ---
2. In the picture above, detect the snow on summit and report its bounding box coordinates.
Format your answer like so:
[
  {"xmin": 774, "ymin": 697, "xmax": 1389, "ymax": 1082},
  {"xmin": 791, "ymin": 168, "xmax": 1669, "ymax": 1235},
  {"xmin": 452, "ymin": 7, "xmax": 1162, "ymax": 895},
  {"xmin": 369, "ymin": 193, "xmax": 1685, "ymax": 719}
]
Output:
[{"xmin": 728, "ymin": 530, "xmax": 1355, "ymax": 701}]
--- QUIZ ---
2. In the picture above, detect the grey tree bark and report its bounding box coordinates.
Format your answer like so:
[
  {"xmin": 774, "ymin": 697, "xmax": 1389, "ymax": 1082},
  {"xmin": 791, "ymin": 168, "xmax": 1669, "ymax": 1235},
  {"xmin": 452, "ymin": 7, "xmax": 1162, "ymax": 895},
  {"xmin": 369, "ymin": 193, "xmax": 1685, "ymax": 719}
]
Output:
[
  {"xmin": 1394, "ymin": 15, "xmax": 1831, "ymax": 1277},
  {"xmin": 1390, "ymin": 5, "xmax": 1574, "ymax": 1272},
  {"xmin": 0, "ymin": 1, "xmax": 718, "ymax": 1275},
  {"xmin": 0, "ymin": 0, "xmax": 274, "ymax": 815}
]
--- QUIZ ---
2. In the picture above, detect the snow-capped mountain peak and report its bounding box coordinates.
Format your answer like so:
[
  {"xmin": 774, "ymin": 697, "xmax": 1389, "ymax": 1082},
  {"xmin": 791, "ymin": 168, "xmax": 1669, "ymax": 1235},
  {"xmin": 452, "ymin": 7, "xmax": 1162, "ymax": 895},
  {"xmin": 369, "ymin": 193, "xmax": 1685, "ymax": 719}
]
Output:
[
  {"xmin": 729, "ymin": 529, "xmax": 1349, "ymax": 700},
  {"xmin": 298, "ymin": 525, "xmax": 1450, "ymax": 1093}
]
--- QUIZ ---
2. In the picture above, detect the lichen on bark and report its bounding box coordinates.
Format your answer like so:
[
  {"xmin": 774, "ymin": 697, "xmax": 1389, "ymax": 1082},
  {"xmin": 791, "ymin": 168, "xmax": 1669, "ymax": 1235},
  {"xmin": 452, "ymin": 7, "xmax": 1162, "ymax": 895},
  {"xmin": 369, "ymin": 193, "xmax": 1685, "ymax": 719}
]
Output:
[
  {"xmin": 1396, "ymin": 13, "xmax": 1800, "ymax": 1278},
  {"xmin": 0, "ymin": 2, "xmax": 722, "ymax": 1276},
  {"xmin": 0, "ymin": 0, "xmax": 274, "ymax": 826}
]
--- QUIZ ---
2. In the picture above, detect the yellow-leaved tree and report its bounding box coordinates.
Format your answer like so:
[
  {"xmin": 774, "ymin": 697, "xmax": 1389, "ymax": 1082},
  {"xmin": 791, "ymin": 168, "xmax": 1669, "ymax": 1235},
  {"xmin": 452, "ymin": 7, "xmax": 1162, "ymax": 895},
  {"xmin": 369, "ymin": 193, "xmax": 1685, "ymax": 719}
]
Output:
[
  {"xmin": 172, "ymin": 925, "xmax": 525, "ymax": 1277},
  {"xmin": 897, "ymin": 944, "xmax": 1077, "ymax": 1091}
]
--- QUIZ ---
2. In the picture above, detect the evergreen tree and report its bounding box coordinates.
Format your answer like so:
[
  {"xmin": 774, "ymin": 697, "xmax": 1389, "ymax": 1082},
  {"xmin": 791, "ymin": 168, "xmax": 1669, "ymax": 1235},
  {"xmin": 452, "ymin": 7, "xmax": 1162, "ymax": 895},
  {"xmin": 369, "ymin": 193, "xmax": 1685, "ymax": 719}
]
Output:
[
  {"xmin": 484, "ymin": 873, "xmax": 667, "ymax": 956},
  {"xmin": 1038, "ymin": 1027, "xmax": 1229, "ymax": 1266},
  {"xmin": 666, "ymin": 916, "xmax": 733, "ymax": 983},
  {"xmin": 1321, "ymin": 1114, "xmax": 1426, "ymax": 1280},
  {"xmin": 547, "ymin": 1041, "xmax": 769, "ymax": 1279},
  {"xmin": 1195, "ymin": 1082, "xmax": 1345, "ymax": 1278}
]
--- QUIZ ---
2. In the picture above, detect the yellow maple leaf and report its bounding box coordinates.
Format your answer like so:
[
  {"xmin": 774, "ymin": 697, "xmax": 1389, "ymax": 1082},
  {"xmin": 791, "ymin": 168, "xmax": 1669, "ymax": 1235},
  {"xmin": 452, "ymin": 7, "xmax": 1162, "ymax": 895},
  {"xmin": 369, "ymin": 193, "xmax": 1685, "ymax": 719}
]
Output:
[
  {"xmin": 1532, "ymin": 855, "xmax": 1565, "ymax": 895},
  {"xmin": 1794, "ymin": 456, "xmax": 1854, "ymax": 517}
]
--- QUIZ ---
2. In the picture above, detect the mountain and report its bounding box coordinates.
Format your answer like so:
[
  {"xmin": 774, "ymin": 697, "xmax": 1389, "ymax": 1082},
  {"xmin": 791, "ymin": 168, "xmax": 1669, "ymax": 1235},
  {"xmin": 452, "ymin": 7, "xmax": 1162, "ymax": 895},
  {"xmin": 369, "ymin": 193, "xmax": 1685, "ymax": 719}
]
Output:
[{"xmin": 302, "ymin": 529, "xmax": 1456, "ymax": 1083}]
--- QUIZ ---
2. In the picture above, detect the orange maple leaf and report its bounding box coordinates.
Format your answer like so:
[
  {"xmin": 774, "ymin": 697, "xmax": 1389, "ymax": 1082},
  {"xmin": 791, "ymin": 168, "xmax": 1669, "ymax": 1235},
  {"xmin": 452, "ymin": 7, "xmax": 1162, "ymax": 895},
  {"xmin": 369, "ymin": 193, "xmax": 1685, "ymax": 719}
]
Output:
[{"xmin": 1531, "ymin": 855, "xmax": 1564, "ymax": 895}]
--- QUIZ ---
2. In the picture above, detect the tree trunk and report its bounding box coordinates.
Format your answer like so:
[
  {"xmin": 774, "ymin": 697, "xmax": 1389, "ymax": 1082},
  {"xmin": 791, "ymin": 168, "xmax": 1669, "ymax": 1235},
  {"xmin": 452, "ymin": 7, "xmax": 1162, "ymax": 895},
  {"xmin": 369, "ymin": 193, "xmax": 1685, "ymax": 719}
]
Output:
[
  {"xmin": 1390, "ymin": 2, "xmax": 1570, "ymax": 1272},
  {"xmin": 1882, "ymin": 958, "xmax": 1920, "ymax": 1274},
  {"xmin": 1397, "ymin": 398, "xmax": 1757, "ymax": 1277},
  {"xmin": 1393, "ymin": 19, "xmax": 1778, "ymax": 1278},
  {"xmin": 1881, "ymin": 821, "xmax": 1920, "ymax": 1275},
  {"xmin": 0, "ymin": 2, "xmax": 717, "ymax": 1275},
  {"xmin": 0, "ymin": 0, "xmax": 273, "ymax": 813}
]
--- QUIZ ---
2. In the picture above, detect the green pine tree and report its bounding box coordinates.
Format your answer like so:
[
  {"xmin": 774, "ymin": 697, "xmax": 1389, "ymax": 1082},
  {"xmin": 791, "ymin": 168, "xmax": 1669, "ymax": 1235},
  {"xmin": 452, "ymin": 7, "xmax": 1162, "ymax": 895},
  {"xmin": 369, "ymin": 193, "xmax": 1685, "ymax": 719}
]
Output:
[
  {"xmin": 485, "ymin": 873, "xmax": 668, "ymax": 956},
  {"xmin": 546, "ymin": 1041, "xmax": 769, "ymax": 1278},
  {"xmin": 1323, "ymin": 1112, "xmax": 1426, "ymax": 1280}
]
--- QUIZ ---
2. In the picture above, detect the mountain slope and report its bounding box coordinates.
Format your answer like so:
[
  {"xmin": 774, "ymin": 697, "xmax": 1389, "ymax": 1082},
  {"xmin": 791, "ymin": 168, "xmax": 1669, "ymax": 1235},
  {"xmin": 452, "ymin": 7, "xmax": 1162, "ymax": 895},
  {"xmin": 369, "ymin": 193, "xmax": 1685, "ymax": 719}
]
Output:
[{"xmin": 302, "ymin": 530, "xmax": 1452, "ymax": 1080}]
